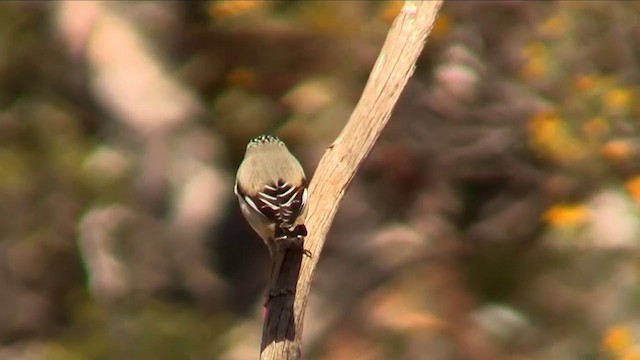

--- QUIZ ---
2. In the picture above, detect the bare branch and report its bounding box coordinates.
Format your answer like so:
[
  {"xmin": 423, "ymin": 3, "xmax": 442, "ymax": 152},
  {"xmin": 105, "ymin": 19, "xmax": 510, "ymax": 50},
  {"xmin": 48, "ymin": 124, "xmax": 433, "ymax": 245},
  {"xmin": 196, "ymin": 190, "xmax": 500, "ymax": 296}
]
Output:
[{"xmin": 261, "ymin": 1, "xmax": 443, "ymax": 359}]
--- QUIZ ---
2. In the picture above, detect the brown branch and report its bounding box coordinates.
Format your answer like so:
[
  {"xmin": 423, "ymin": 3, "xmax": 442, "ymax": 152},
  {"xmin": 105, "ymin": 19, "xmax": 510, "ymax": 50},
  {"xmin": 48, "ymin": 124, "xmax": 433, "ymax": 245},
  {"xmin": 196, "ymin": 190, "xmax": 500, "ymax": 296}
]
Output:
[{"xmin": 260, "ymin": 1, "xmax": 443, "ymax": 359}]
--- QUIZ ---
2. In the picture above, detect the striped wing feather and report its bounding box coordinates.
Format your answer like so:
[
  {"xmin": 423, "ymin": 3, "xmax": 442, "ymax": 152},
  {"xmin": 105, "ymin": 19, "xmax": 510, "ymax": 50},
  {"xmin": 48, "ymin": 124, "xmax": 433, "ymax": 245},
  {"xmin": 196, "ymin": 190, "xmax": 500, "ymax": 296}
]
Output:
[{"xmin": 238, "ymin": 179, "xmax": 307, "ymax": 231}]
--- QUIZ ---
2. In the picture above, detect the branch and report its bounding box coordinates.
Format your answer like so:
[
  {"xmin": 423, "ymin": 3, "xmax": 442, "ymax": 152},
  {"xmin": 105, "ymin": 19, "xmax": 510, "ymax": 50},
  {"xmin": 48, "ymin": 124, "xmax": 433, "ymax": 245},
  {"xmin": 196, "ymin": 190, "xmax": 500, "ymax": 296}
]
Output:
[{"xmin": 260, "ymin": 1, "xmax": 443, "ymax": 358}]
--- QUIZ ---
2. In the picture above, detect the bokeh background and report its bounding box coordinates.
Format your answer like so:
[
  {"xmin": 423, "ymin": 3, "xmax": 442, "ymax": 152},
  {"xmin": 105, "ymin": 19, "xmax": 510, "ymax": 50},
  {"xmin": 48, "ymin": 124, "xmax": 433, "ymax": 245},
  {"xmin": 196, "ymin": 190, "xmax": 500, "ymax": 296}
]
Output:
[{"xmin": 1, "ymin": 1, "xmax": 639, "ymax": 359}]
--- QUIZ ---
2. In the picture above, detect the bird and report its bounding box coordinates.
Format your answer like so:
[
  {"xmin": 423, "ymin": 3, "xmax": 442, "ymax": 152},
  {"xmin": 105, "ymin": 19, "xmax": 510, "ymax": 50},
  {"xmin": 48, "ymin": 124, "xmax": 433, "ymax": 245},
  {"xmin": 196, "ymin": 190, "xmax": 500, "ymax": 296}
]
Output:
[{"xmin": 234, "ymin": 135, "xmax": 309, "ymax": 301}]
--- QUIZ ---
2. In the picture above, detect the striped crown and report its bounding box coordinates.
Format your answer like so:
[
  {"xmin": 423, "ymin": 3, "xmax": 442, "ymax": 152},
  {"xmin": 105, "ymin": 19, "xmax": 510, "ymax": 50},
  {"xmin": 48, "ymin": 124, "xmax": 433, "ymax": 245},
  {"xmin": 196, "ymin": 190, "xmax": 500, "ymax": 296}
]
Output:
[{"xmin": 248, "ymin": 134, "xmax": 283, "ymax": 148}]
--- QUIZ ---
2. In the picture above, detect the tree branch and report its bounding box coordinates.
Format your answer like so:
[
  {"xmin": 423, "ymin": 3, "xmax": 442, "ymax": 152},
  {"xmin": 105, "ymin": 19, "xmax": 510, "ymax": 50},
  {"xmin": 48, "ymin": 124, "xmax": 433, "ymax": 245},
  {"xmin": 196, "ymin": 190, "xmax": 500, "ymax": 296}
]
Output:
[{"xmin": 260, "ymin": 1, "xmax": 443, "ymax": 359}]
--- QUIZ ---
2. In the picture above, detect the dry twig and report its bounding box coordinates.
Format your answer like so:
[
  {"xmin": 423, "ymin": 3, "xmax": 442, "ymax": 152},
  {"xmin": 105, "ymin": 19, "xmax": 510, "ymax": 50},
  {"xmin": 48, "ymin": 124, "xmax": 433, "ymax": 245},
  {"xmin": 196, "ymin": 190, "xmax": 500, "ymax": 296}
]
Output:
[{"xmin": 260, "ymin": 2, "xmax": 443, "ymax": 359}]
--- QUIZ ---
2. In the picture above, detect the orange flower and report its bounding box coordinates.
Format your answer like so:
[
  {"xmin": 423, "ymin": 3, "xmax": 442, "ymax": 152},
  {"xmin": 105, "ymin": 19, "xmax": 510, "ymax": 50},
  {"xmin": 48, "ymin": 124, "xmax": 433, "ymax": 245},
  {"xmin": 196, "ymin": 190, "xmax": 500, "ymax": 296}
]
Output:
[
  {"xmin": 209, "ymin": 0, "xmax": 264, "ymax": 19},
  {"xmin": 625, "ymin": 176, "xmax": 640, "ymax": 204},
  {"xmin": 574, "ymin": 74, "xmax": 597, "ymax": 92},
  {"xmin": 601, "ymin": 140, "xmax": 631, "ymax": 161},
  {"xmin": 622, "ymin": 349, "xmax": 640, "ymax": 360},
  {"xmin": 603, "ymin": 325, "xmax": 634, "ymax": 355},
  {"xmin": 543, "ymin": 204, "xmax": 588, "ymax": 227}
]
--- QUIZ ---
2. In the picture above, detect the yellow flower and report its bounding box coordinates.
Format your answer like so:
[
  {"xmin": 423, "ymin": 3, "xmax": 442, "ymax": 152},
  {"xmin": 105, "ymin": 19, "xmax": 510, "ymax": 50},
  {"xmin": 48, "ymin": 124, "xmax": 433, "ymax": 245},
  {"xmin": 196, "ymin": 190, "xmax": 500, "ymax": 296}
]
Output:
[
  {"xmin": 603, "ymin": 87, "xmax": 632, "ymax": 113},
  {"xmin": 529, "ymin": 110, "xmax": 560, "ymax": 140},
  {"xmin": 539, "ymin": 14, "xmax": 565, "ymax": 36},
  {"xmin": 625, "ymin": 176, "xmax": 640, "ymax": 204},
  {"xmin": 528, "ymin": 110, "xmax": 591, "ymax": 163},
  {"xmin": 520, "ymin": 42, "xmax": 549, "ymax": 81},
  {"xmin": 602, "ymin": 325, "xmax": 634, "ymax": 354},
  {"xmin": 543, "ymin": 204, "xmax": 588, "ymax": 227},
  {"xmin": 521, "ymin": 58, "xmax": 547, "ymax": 81},
  {"xmin": 208, "ymin": 0, "xmax": 264, "ymax": 19},
  {"xmin": 601, "ymin": 140, "xmax": 631, "ymax": 161}
]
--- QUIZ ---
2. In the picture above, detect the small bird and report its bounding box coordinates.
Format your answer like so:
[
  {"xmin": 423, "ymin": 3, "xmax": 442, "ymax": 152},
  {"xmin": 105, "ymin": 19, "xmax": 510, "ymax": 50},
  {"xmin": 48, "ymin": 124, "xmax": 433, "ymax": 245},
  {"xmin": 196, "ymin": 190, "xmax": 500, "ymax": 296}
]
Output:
[{"xmin": 234, "ymin": 135, "xmax": 309, "ymax": 300}]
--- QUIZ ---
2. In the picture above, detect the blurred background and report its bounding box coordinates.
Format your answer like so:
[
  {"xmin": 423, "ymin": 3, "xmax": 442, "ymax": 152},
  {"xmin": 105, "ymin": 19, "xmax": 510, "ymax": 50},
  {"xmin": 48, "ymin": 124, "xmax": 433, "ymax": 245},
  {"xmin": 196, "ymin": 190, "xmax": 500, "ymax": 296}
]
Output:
[{"xmin": 0, "ymin": 1, "xmax": 639, "ymax": 359}]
